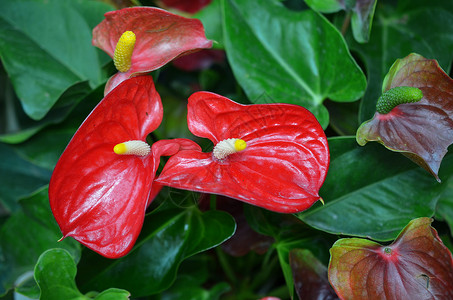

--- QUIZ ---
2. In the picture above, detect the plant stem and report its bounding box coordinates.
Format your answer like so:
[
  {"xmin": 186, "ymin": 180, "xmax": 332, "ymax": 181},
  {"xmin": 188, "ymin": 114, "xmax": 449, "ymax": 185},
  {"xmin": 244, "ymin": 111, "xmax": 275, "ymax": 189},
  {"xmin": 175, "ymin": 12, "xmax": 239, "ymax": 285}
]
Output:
[
  {"xmin": 341, "ymin": 11, "xmax": 352, "ymax": 36},
  {"xmin": 216, "ymin": 246, "xmax": 237, "ymax": 286}
]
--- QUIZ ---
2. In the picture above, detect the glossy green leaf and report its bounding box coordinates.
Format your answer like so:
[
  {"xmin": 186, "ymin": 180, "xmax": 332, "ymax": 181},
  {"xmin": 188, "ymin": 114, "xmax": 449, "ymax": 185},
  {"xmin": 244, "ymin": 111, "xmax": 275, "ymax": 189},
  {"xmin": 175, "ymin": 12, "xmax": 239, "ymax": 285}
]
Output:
[
  {"xmin": 298, "ymin": 137, "xmax": 450, "ymax": 241},
  {"xmin": 0, "ymin": 0, "xmax": 113, "ymax": 120},
  {"xmin": 436, "ymin": 177, "xmax": 453, "ymax": 234},
  {"xmin": 329, "ymin": 218, "xmax": 453, "ymax": 299},
  {"xmin": 222, "ymin": 0, "xmax": 366, "ymax": 128},
  {"xmin": 0, "ymin": 80, "xmax": 92, "ymax": 144},
  {"xmin": 355, "ymin": 2, "xmax": 453, "ymax": 123},
  {"xmin": 78, "ymin": 206, "xmax": 235, "ymax": 297},
  {"xmin": 0, "ymin": 188, "xmax": 80, "ymax": 296},
  {"xmin": 0, "ymin": 143, "xmax": 51, "ymax": 212},
  {"xmin": 35, "ymin": 248, "xmax": 129, "ymax": 300},
  {"xmin": 195, "ymin": 0, "xmax": 224, "ymax": 49}
]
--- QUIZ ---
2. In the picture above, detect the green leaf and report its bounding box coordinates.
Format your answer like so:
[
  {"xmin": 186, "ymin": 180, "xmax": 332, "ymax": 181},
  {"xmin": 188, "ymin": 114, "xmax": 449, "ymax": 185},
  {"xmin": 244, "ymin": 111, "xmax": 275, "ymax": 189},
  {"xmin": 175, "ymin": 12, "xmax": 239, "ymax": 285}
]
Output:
[
  {"xmin": 0, "ymin": 80, "xmax": 92, "ymax": 144},
  {"xmin": 0, "ymin": 188, "xmax": 81, "ymax": 296},
  {"xmin": 195, "ymin": 0, "xmax": 224, "ymax": 49},
  {"xmin": 297, "ymin": 137, "xmax": 450, "ymax": 241},
  {"xmin": 436, "ymin": 177, "xmax": 453, "ymax": 234},
  {"xmin": 306, "ymin": 0, "xmax": 377, "ymax": 43},
  {"xmin": 222, "ymin": 0, "xmax": 366, "ymax": 128},
  {"xmin": 0, "ymin": 143, "xmax": 51, "ymax": 212},
  {"xmin": 34, "ymin": 248, "xmax": 129, "ymax": 300},
  {"xmin": 355, "ymin": 2, "xmax": 453, "ymax": 123},
  {"xmin": 0, "ymin": 0, "xmax": 113, "ymax": 120},
  {"xmin": 77, "ymin": 206, "xmax": 235, "ymax": 297}
]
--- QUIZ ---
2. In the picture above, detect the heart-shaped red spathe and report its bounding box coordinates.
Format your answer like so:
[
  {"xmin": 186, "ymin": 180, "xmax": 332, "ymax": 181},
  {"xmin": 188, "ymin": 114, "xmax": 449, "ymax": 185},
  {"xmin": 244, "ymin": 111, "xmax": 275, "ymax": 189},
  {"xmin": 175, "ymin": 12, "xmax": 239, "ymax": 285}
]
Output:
[
  {"xmin": 49, "ymin": 76, "xmax": 164, "ymax": 258},
  {"xmin": 155, "ymin": 92, "xmax": 330, "ymax": 213},
  {"xmin": 329, "ymin": 218, "xmax": 453, "ymax": 299},
  {"xmin": 92, "ymin": 7, "xmax": 212, "ymax": 94}
]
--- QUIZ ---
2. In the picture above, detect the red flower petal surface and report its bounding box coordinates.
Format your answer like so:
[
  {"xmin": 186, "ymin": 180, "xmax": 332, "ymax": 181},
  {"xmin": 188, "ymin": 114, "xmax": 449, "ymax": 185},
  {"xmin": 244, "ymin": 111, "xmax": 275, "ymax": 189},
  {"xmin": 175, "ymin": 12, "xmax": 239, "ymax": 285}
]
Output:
[
  {"xmin": 156, "ymin": 92, "xmax": 329, "ymax": 213},
  {"xmin": 49, "ymin": 76, "xmax": 162, "ymax": 258},
  {"xmin": 159, "ymin": 0, "xmax": 212, "ymax": 14},
  {"xmin": 329, "ymin": 218, "xmax": 453, "ymax": 299},
  {"xmin": 93, "ymin": 7, "xmax": 212, "ymax": 93}
]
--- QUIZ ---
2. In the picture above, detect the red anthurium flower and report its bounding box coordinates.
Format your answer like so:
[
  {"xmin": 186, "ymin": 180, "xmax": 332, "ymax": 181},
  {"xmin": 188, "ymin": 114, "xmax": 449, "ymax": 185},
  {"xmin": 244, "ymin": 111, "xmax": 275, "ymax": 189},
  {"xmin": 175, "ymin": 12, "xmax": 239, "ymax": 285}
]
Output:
[
  {"xmin": 155, "ymin": 92, "xmax": 330, "ymax": 213},
  {"xmin": 92, "ymin": 7, "xmax": 212, "ymax": 95},
  {"xmin": 49, "ymin": 76, "xmax": 198, "ymax": 258}
]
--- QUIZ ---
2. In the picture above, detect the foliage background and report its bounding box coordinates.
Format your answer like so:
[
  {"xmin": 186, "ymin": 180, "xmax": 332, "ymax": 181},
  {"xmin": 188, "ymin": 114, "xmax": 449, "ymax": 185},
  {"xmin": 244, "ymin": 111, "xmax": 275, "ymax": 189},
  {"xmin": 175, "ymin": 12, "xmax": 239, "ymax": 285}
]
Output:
[{"xmin": 1, "ymin": 0, "xmax": 453, "ymax": 299}]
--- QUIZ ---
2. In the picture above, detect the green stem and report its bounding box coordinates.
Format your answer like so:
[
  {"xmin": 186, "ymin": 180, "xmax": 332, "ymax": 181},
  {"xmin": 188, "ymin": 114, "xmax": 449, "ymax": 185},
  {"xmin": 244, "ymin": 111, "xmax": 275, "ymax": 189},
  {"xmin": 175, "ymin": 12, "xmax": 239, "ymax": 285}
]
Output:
[{"xmin": 216, "ymin": 247, "xmax": 237, "ymax": 285}]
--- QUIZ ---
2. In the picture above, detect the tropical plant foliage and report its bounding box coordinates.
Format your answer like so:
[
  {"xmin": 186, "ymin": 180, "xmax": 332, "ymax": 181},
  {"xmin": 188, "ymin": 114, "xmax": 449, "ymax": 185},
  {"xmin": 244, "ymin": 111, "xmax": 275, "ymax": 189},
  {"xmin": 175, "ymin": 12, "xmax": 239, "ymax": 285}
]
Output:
[{"xmin": 1, "ymin": 0, "xmax": 453, "ymax": 299}]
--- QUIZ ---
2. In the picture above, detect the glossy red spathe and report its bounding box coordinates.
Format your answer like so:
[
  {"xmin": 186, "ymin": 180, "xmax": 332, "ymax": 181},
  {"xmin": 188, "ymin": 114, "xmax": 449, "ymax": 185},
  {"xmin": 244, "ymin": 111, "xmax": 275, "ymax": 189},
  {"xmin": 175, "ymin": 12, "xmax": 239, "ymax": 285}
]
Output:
[
  {"xmin": 92, "ymin": 7, "xmax": 212, "ymax": 94},
  {"xmin": 155, "ymin": 92, "xmax": 330, "ymax": 213},
  {"xmin": 48, "ymin": 76, "xmax": 198, "ymax": 258}
]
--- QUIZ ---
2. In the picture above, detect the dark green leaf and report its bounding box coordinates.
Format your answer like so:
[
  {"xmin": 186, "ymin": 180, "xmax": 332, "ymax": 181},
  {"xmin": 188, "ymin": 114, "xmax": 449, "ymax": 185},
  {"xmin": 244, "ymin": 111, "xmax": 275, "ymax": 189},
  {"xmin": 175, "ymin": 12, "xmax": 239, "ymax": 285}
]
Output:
[
  {"xmin": 298, "ymin": 137, "xmax": 449, "ymax": 241},
  {"xmin": 195, "ymin": 0, "xmax": 224, "ymax": 49},
  {"xmin": 222, "ymin": 0, "xmax": 366, "ymax": 128},
  {"xmin": 78, "ymin": 206, "xmax": 235, "ymax": 297},
  {"xmin": 0, "ymin": 0, "xmax": 113, "ymax": 120},
  {"xmin": 0, "ymin": 143, "xmax": 51, "ymax": 212},
  {"xmin": 0, "ymin": 188, "xmax": 80, "ymax": 296}
]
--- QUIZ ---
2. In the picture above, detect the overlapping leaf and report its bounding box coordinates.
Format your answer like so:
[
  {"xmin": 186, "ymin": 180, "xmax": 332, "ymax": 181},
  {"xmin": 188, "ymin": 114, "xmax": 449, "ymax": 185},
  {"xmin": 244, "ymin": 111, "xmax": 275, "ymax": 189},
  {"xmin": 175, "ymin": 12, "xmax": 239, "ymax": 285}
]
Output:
[
  {"xmin": 298, "ymin": 137, "xmax": 450, "ymax": 241},
  {"xmin": 305, "ymin": 0, "xmax": 377, "ymax": 43},
  {"xmin": 0, "ymin": 0, "xmax": 113, "ymax": 120},
  {"xmin": 354, "ymin": 1, "xmax": 453, "ymax": 123},
  {"xmin": 356, "ymin": 53, "xmax": 453, "ymax": 181},
  {"xmin": 329, "ymin": 218, "xmax": 453, "ymax": 299},
  {"xmin": 289, "ymin": 249, "xmax": 338, "ymax": 300},
  {"xmin": 221, "ymin": 0, "xmax": 366, "ymax": 128},
  {"xmin": 77, "ymin": 206, "xmax": 235, "ymax": 297},
  {"xmin": 35, "ymin": 248, "xmax": 130, "ymax": 300},
  {"xmin": 0, "ymin": 188, "xmax": 80, "ymax": 296}
]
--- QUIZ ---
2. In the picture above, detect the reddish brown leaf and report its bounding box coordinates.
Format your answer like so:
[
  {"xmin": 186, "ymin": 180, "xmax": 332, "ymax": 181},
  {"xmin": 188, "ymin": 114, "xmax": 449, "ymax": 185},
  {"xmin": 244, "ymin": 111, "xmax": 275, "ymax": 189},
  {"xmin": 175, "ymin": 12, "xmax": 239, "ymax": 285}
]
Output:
[
  {"xmin": 290, "ymin": 249, "xmax": 339, "ymax": 300},
  {"xmin": 356, "ymin": 53, "xmax": 453, "ymax": 181},
  {"xmin": 329, "ymin": 218, "xmax": 453, "ymax": 299}
]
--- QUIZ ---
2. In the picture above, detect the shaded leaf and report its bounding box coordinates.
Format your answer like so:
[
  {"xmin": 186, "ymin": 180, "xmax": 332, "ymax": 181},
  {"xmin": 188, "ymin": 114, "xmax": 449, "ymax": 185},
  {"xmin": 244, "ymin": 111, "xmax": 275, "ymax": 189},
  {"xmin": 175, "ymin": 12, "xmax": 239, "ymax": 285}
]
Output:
[
  {"xmin": 35, "ymin": 248, "xmax": 129, "ymax": 300},
  {"xmin": 298, "ymin": 137, "xmax": 449, "ymax": 241},
  {"xmin": 221, "ymin": 0, "xmax": 366, "ymax": 128},
  {"xmin": 77, "ymin": 207, "xmax": 235, "ymax": 297},
  {"xmin": 0, "ymin": 188, "xmax": 80, "ymax": 296},
  {"xmin": 355, "ymin": 2, "xmax": 453, "ymax": 123},
  {"xmin": 329, "ymin": 218, "xmax": 453, "ymax": 299},
  {"xmin": 0, "ymin": 0, "xmax": 113, "ymax": 120},
  {"xmin": 357, "ymin": 53, "xmax": 453, "ymax": 181},
  {"xmin": 289, "ymin": 249, "xmax": 338, "ymax": 300},
  {"xmin": 305, "ymin": 0, "xmax": 377, "ymax": 43},
  {"xmin": 0, "ymin": 143, "xmax": 51, "ymax": 212}
]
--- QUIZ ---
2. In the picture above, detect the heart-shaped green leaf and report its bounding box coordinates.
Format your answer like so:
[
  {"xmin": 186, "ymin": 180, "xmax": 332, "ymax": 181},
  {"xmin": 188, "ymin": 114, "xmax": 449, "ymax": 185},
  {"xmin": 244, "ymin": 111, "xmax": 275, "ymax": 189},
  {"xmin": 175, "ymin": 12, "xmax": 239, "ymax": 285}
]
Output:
[
  {"xmin": 35, "ymin": 248, "xmax": 130, "ymax": 300},
  {"xmin": 298, "ymin": 137, "xmax": 451, "ymax": 241},
  {"xmin": 77, "ymin": 205, "xmax": 235, "ymax": 297},
  {"xmin": 0, "ymin": 0, "xmax": 113, "ymax": 120},
  {"xmin": 329, "ymin": 218, "xmax": 453, "ymax": 299},
  {"xmin": 356, "ymin": 53, "xmax": 453, "ymax": 181},
  {"xmin": 221, "ymin": 0, "xmax": 366, "ymax": 128},
  {"xmin": 0, "ymin": 187, "xmax": 80, "ymax": 296}
]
